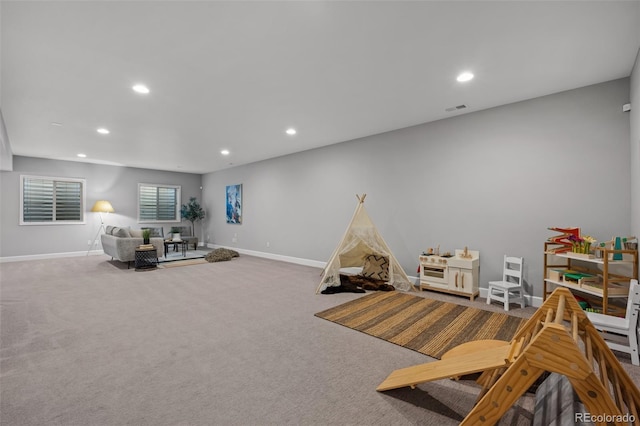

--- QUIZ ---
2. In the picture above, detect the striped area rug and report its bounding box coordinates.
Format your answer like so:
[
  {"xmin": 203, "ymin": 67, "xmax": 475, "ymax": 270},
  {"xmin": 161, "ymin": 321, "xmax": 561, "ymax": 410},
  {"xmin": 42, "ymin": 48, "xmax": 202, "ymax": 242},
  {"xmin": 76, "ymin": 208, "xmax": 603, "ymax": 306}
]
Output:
[
  {"xmin": 158, "ymin": 258, "xmax": 208, "ymax": 268},
  {"xmin": 315, "ymin": 291, "xmax": 527, "ymax": 359}
]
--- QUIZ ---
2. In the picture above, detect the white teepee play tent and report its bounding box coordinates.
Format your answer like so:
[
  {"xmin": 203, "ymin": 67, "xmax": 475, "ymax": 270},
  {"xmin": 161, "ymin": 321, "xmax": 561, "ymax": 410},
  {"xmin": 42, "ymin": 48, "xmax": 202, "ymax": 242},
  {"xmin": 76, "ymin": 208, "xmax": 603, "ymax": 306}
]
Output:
[{"xmin": 317, "ymin": 194, "xmax": 413, "ymax": 293}]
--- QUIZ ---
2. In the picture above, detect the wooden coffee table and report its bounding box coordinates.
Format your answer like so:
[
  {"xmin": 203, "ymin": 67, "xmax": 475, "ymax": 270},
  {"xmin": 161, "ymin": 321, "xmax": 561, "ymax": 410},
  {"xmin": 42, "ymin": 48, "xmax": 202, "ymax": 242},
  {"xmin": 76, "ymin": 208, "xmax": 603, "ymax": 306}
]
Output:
[{"xmin": 164, "ymin": 240, "xmax": 188, "ymax": 257}]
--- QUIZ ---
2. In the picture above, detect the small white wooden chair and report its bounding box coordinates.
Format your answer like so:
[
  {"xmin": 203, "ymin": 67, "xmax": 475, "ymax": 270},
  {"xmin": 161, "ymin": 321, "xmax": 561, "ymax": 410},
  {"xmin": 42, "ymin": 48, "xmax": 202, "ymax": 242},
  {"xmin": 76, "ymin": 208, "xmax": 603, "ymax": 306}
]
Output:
[
  {"xmin": 486, "ymin": 255, "xmax": 525, "ymax": 311},
  {"xmin": 586, "ymin": 279, "xmax": 640, "ymax": 366}
]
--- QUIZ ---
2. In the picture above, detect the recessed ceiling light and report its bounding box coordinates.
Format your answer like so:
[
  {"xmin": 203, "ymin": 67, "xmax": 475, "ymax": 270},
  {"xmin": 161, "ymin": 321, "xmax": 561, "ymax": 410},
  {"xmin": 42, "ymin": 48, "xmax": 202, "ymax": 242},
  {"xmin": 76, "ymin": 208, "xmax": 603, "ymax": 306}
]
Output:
[
  {"xmin": 77, "ymin": 153, "xmax": 87, "ymax": 158},
  {"xmin": 97, "ymin": 128, "xmax": 110, "ymax": 135},
  {"xmin": 221, "ymin": 149, "xmax": 230, "ymax": 156},
  {"xmin": 456, "ymin": 72, "xmax": 474, "ymax": 82},
  {"xmin": 132, "ymin": 84, "xmax": 150, "ymax": 94},
  {"xmin": 286, "ymin": 128, "xmax": 297, "ymax": 135},
  {"xmin": 50, "ymin": 122, "xmax": 63, "ymax": 127}
]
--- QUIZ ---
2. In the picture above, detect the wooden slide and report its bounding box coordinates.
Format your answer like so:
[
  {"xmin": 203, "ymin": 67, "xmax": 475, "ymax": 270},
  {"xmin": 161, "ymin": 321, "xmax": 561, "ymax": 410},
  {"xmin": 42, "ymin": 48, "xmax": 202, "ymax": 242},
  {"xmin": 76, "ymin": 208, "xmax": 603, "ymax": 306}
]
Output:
[{"xmin": 377, "ymin": 288, "xmax": 640, "ymax": 426}]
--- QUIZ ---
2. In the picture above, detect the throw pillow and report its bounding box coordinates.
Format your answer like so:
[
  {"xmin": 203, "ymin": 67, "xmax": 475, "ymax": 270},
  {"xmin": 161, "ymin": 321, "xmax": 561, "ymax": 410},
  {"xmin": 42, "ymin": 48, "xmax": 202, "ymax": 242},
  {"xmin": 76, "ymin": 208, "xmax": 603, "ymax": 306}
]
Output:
[
  {"xmin": 105, "ymin": 225, "xmax": 115, "ymax": 235},
  {"xmin": 142, "ymin": 227, "xmax": 163, "ymax": 238},
  {"xmin": 129, "ymin": 229, "xmax": 143, "ymax": 238},
  {"xmin": 362, "ymin": 254, "xmax": 389, "ymax": 281},
  {"xmin": 113, "ymin": 227, "xmax": 131, "ymax": 238}
]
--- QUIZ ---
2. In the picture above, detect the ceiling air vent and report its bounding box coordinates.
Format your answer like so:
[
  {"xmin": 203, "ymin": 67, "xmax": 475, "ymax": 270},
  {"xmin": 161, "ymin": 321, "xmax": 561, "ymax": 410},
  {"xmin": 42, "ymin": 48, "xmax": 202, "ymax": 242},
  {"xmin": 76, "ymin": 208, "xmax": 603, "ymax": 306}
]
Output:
[{"xmin": 445, "ymin": 104, "xmax": 468, "ymax": 112}]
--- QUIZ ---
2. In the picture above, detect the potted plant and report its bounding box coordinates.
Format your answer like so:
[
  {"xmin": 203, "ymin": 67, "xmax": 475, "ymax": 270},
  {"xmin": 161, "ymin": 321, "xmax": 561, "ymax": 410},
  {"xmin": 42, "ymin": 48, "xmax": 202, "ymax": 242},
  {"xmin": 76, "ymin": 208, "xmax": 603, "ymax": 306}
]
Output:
[
  {"xmin": 142, "ymin": 229, "xmax": 151, "ymax": 245},
  {"xmin": 170, "ymin": 227, "xmax": 182, "ymax": 242},
  {"xmin": 180, "ymin": 197, "xmax": 205, "ymax": 239}
]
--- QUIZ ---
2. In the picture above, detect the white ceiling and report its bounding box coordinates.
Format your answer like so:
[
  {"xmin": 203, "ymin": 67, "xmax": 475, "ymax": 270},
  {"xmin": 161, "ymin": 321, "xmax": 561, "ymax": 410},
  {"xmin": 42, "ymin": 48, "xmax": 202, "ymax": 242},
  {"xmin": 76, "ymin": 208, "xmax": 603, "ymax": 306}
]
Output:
[{"xmin": 2, "ymin": 1, "xmax": 640, "ymax": 174}]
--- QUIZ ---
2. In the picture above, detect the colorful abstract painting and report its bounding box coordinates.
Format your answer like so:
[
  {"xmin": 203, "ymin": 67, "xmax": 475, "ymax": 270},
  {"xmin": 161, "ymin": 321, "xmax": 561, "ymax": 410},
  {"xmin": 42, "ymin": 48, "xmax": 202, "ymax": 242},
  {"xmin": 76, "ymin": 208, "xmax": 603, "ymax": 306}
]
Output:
[{"xmin": 226, "ymin": 184, "xmax": 242, "ymax": 224}]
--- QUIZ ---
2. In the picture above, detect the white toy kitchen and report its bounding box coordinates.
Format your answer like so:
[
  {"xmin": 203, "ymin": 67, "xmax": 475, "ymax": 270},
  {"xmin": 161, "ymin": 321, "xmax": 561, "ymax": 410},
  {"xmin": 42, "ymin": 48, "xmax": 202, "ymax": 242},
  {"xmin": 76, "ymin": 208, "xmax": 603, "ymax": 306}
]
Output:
[{"xmin": 419, "ymin": 248, "xmax": 480, "ymax": 301}]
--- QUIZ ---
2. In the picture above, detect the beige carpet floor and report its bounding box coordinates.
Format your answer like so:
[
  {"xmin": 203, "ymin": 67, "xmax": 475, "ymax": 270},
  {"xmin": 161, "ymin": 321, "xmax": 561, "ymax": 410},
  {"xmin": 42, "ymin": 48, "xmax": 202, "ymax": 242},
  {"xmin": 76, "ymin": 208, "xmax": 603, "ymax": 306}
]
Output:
[{"xmin": 1, "ymin": 254, "xmax": 638, "ymax": 425}]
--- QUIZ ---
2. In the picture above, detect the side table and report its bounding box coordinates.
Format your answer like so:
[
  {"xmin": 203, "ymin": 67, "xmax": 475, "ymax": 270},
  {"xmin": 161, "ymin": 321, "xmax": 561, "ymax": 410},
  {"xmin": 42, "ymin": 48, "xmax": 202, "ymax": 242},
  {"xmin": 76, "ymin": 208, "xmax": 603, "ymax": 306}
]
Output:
[{"xmin": 135, "ymin": 247, "xmax": 158, "ymax": 271}]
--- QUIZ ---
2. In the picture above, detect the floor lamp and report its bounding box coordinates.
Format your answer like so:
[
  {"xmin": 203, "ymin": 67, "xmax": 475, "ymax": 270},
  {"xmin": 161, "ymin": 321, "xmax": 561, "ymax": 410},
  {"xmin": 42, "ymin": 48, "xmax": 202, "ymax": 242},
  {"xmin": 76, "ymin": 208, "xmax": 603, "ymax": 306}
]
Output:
[{"xmin": 87, "ymin": 200, "xmax": 114, "ymax": 256}]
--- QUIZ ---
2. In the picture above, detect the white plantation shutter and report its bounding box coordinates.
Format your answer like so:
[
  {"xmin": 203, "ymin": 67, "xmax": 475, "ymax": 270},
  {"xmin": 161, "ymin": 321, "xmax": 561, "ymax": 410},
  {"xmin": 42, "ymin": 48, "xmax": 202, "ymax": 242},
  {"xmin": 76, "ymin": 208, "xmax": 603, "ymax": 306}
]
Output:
[
  {"xmin": 21, "ymin": 176, "xmax": 85, "ymax": 224},
  {"xmin": 138, "ymin": 184, "xmax": 180, "ymax": 222},
  {"xmin": 55, "ymin": 180, "xmax": 83, "ymax": 221}
]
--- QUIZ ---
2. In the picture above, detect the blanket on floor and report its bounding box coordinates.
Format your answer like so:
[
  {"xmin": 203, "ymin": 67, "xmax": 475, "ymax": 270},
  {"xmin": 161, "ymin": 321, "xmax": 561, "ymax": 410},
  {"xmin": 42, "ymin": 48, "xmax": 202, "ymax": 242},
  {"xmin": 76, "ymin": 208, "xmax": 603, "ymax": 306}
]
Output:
[{"xmin": 320, "ymin": 274, "xmax": 395, "ymax": 294}]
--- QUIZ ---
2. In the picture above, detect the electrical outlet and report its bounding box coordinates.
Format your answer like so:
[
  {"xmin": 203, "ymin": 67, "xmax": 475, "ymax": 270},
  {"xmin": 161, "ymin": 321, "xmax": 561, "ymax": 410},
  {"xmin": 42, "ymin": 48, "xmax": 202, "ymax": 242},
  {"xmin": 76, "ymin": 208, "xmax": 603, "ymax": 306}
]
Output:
[
  {"xmin": 94, "ymin": 240, "xmax": 99, "ymax": 247},
  {"xmin": 87, "ymin": 239, "xmax": 92, "ymax": 246},
  {"xmin": 266, "ymin": 242, "xmax": 270, "ymax": 247}
]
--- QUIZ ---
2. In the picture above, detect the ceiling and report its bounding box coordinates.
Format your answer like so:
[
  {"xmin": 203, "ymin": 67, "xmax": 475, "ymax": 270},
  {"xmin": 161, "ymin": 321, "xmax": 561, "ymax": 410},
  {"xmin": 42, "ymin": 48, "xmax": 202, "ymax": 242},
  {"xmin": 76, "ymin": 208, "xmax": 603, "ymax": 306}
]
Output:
[{"xmin": 2, "ymin": 1, "xmax": 640, "ymax": 174}]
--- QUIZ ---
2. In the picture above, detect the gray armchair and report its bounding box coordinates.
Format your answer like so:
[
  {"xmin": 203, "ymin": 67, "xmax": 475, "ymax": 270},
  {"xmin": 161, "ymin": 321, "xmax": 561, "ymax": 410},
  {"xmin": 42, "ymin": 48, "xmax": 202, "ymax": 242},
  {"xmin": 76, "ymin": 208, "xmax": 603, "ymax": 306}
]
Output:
[{"xmin": 169, "ymin": 226, "xmax": 198, "ymax": 250}]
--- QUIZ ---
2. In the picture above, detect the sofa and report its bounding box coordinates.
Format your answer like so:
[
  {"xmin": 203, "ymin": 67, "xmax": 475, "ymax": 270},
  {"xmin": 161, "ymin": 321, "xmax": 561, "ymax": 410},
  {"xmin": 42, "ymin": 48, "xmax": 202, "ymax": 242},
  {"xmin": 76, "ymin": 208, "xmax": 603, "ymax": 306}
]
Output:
[{"xmin": 101, "ymin": 226, "xmax": 164, "ymax": 265}]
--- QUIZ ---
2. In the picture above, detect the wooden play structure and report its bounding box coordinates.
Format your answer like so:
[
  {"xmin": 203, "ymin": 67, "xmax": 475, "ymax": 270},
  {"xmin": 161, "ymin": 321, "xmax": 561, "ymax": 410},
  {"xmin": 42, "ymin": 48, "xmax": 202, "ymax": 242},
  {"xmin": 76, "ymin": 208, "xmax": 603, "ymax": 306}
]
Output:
[{"xmin": 377, "ymin": 288, "xmax": 640, "ymax": 425}]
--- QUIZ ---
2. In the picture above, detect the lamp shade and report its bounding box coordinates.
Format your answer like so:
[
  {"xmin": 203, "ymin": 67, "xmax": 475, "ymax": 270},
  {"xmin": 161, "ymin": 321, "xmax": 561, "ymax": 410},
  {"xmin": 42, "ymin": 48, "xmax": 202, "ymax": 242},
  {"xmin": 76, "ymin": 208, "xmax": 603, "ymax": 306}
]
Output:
[{"xmin": 91, "ymin": 200, "xmax": 115, "ymax": 213}]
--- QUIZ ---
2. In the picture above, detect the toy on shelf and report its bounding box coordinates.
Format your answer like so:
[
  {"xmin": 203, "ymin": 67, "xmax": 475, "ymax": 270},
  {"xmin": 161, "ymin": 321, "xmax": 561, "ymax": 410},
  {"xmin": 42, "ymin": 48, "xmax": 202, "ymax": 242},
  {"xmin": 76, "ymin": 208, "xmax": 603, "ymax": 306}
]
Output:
[
  {"xmin": 613, "ymin": 236, "xmax": 624, "ymax": 260},
  {"xmin": 596, "ymin": 235, "xmax": 637, "ymax": 260},
  {"xmin": 624, "ymin": 236, "xmax": 638, "ymax": 250},
  {"xmin": 547, "ymin": 227, "xmax": 599, "ymax": 258},
  {"xmin": 546, "ymin": 226, "xmax": 581, "ymax": 254}
]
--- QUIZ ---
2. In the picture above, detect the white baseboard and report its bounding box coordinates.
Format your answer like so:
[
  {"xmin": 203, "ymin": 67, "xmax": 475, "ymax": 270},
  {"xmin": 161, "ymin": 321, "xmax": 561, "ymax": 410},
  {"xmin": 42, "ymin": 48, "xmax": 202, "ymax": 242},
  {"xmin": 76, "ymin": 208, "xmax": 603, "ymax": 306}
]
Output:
[
  {"xmin": 0, "ymin": 245, "xmax": 546, "ymax": 307},
  {"xmin": 207, "ymin": 244, "xmax": 326, "ymax": 269}
]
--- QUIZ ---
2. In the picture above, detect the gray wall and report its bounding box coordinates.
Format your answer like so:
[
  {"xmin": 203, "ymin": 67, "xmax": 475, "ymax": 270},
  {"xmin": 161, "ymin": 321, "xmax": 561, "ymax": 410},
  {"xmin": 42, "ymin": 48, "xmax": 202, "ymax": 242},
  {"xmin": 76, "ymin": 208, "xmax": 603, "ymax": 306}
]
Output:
[
  {"xmin": 0, "ymin": 110, "xmax": 12, "ymax": 171},
  {"xmin": 0, "ymin": 156, "xmax": 202, "ymax": 257},
  {"xmin": 631, "ymin": 48, "xmax": 640, "ymax": 240},
  {"xmin": 202, "ymin": 78, "xmax": 632, "ymax": 299}
]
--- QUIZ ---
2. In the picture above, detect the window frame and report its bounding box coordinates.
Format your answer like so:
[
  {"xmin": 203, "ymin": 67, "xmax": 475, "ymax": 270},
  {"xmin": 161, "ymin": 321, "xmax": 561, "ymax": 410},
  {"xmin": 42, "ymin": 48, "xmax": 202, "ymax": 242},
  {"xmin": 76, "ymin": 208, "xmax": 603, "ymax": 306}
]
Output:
[
  {"xmin": 19, "ymin": 175, "xmax": 86, "ymax": 225},
  {"xmin": 137, "ymin": 183, "xmax": 181, "ymax": 223}
]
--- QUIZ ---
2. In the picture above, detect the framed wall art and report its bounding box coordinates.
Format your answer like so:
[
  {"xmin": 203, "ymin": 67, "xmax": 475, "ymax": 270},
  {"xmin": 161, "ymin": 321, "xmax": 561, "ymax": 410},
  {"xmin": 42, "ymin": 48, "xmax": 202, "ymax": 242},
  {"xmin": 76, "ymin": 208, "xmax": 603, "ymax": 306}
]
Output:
[{"xmin": 226, "ymin": 184, "xmax": 242, "ymax": 224}]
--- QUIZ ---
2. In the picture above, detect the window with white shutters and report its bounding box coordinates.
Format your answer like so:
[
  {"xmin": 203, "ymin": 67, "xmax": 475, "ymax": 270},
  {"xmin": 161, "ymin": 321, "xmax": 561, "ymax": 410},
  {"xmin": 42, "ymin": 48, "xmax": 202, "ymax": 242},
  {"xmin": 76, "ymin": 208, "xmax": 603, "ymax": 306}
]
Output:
[
  {"xmin": 20, "ymin": 175, "xmax": 85, "ymax": 224},
  {"xmin": 138, "ymin": 183, "xmax": 181, "ymax": 222}
]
